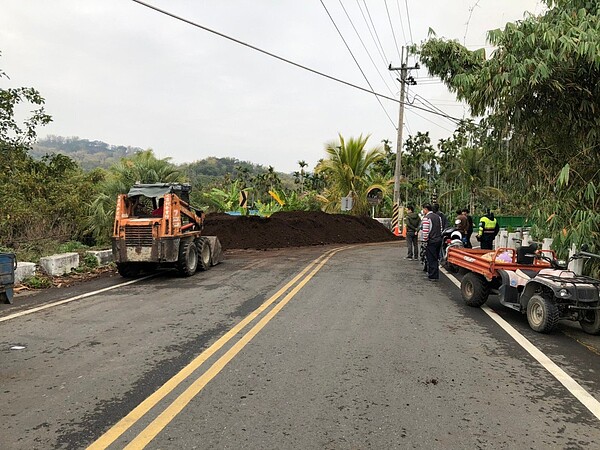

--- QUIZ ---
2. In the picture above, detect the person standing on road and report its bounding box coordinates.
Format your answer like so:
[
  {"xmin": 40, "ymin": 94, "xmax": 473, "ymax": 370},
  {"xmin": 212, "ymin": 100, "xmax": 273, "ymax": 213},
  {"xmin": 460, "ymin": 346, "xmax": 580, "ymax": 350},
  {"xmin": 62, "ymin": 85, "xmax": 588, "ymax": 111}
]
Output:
[
  {"xmin": 461, "ymin": 208, "xmax": 474, "ymax": 248},
  {"xmin": 477, "ymin": 209, "xmax": 500, "ymax": 250},
  {"xmin": 404, "ymin": 205, "xmax": 420, "ymax": 260},
  {"xmin": 432, "ymin": 203, "xmax": 448, "ymax": 229},
  {"xmin": 455, "ymin": 209, "xmax": 469, "ymax": 246},
  {"xmin": 421, "ymin": 203, "xmax": 443, "ymax": 281},
  {"xmin": 432, "ymin": 203, "xmax": 448, "ymax": 260}
]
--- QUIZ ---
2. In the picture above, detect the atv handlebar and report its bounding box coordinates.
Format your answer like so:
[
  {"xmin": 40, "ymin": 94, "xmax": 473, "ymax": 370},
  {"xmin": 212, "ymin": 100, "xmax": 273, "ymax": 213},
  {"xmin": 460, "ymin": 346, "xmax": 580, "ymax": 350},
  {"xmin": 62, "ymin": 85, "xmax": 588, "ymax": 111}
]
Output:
[
  {"xmin": 579, "ymin": 251, "xmax": 600, "ymax": 260},
  {"xmin": 525, "ymin": 253, "xmax": 565, "ymax": 269}
]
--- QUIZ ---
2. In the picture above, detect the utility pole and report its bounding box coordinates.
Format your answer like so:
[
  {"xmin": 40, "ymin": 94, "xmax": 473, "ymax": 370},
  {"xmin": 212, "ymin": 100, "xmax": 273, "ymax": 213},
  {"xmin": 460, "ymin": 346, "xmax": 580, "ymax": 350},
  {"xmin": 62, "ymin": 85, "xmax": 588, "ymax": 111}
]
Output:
[{"xmin": 389, "ymin": 46, "xmax": 418, "ymax": 235}]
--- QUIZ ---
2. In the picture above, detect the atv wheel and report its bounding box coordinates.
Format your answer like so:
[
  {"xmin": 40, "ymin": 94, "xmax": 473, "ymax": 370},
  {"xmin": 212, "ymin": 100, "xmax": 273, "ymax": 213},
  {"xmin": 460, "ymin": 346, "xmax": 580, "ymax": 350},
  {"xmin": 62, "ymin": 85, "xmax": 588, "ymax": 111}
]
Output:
[
  {"xmin": 177, "ymin": 240, "xmax": 198, "ymax": 277},
  {"xmin": 461, "ymin": 272, "xmax": 490, "ymax": 307},
  {"xmin": 579, "ymin": 308, "xmax": 600, "ymax": 335},
  {"xmin": 117, "ymin": 263, "xmax": 140, "ymax": 278},
  {"xmin": 197, "ymin": 238, "xmax": 212, "ymax": 271},
  {"xmin": 526, "ymin": 294, "xmax": 559, "ymax": 333}
]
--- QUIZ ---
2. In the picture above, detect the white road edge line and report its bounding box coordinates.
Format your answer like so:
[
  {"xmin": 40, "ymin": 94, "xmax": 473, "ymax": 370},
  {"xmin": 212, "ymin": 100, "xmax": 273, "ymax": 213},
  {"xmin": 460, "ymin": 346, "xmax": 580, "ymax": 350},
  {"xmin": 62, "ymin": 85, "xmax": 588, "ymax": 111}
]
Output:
[
  {"xmin": 0, "ymin": 275, "xmax": 157, "ymax": 323},
  {"xmin": 442, "ymin": 267, "xmax": 600, "ymax": 422}
]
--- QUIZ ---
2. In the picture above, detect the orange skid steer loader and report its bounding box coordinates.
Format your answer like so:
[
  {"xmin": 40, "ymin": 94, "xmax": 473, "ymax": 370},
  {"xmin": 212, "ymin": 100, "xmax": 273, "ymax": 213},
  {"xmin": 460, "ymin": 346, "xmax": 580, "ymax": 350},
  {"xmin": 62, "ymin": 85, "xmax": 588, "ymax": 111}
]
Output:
[{"xmin": 112, "ymin": 183, "xmax": 222, "ymax": 277}]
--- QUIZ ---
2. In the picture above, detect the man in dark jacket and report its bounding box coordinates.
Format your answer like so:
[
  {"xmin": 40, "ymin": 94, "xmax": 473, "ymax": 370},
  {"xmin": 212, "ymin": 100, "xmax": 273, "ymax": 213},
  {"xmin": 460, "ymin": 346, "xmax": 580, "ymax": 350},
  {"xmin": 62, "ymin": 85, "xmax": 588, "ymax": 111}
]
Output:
[
  {"xmin": 404, "ymin": 205, "xmax": 420, "ymax": 260},
  {"xmin": 461, "ymin": 208, "xmax": 474, "ymax": 248},
  {"xmin": 432, "ymin": 203, "xmax": 448, "ymax": 229},
  {"xmin": 421, "ymin": 203, "xmax": 442, "ymax": 281}
]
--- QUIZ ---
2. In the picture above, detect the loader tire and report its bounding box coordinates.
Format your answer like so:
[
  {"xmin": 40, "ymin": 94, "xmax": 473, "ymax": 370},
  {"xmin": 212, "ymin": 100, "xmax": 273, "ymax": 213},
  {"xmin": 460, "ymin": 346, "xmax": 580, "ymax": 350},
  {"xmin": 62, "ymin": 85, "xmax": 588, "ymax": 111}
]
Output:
[
  {"xmin": 197, "ymin": 238, "xmax": 212, "ymax": 271},
  {"xmin": 527, "ymin": 294, "xmax": 559, "ymax": 333},
  {"xmin": 461, "ymin": 272, "xmax": 490, "ymax": 307},
  {"xmin": 117, "ymin": 263, "xmax": 140, "ymax": 278},
  {"xmin": 177, "ymin": 240, "xmax": 198, "ymax": 277},
  {"xmin": 579, "ymin": 307, "xmax": 600, "ymax": 335}
]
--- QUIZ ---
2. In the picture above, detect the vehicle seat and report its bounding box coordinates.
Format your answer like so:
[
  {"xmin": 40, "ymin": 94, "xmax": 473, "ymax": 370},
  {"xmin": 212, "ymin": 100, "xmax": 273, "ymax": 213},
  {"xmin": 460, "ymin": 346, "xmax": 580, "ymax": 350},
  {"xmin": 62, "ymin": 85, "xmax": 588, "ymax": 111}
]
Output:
[
  {"xmin": 515, "ymin": 269, "xmax": 538, "ymax": 279},
  {"xmin": 516, "ymin": 243, "xmax": 538, "ymax": 265}
]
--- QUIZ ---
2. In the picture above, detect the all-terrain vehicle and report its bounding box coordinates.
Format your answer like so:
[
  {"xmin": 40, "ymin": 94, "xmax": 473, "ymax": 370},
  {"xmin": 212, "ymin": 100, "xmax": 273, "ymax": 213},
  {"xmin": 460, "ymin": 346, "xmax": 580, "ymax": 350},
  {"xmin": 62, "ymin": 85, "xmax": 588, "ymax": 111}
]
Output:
[
  {"xmin": 112, "ymin": 183, "xmax": 222, "ymax": 277},
  {"xmin": 497, "ymin": 247, "xmax": 600, "ymax": 334},
  {"xmin": 448, "ymin": 244, "xmax": 600, "ymax": 334}
]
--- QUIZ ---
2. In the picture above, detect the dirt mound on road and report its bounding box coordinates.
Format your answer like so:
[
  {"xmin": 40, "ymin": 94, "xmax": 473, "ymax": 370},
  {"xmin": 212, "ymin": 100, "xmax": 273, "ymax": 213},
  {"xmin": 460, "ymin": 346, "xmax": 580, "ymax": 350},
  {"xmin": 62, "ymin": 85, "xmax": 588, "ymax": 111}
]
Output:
[{"xmin": 202, "ymin": 211, "xmax": 399, "ymax": 250}]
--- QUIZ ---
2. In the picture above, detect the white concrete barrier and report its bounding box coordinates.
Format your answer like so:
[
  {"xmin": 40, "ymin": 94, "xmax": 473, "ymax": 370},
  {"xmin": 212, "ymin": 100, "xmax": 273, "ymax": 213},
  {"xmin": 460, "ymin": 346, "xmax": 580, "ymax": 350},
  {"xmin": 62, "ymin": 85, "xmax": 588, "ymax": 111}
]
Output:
[
  {"xmin": 86, "ymin": 250, "xmax": 113, "ymax": 266},
  {"xmin": 508, "ymin": 232, "xmax": 522, "ymax": 249},
  {"xmin": 14, "ymin": 262, "xmax": 36, "ymax": 284},
  {"xmin": 542, "ymin": 238, "xmax": 554, "ymax": 251},
  {"xmin": 495, "ymin": 230, "xmax": 508, "ymax": 249},
  {"xmin": 568, "ymin": 244, "xmax": 584, "ymax": 275},
  {"xmin": 39, "ymin": 252, "xmax": 79, "ymax": 276}
]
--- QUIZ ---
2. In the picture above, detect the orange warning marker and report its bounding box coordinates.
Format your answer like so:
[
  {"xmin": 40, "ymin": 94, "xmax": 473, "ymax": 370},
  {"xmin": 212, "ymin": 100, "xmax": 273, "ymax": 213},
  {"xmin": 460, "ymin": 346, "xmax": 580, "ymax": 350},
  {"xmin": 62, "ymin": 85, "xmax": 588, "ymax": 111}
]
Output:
[{"xmin": 393, "ymin": 224, "xmax": 401, "ymax": 236}]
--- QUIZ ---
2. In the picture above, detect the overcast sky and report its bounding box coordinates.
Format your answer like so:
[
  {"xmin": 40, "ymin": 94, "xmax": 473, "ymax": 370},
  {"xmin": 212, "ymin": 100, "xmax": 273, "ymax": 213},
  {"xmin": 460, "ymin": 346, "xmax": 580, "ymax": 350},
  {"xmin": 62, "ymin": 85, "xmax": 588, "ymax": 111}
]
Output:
[{"xmin": 1, "ymin": 0, "xmax": 542, "ymax": 173}]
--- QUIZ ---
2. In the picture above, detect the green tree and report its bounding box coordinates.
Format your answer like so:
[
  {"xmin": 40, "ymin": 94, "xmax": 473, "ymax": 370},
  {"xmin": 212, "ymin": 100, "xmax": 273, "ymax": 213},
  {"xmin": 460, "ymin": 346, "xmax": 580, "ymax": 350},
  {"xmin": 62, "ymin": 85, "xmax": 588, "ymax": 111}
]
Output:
[
  {"xmin": 316, "ymin": 134, "xmax": 384, "ymax": 215},
  {"xmin": 402, "ymin": 132, "xmax": 436, "ymax": 207},
  {"xmin": 415, "ymin": 0, "xmax": 600, "ymax": 268},
  {"xmin": 0, "ymin": 56, "xmax": 95, "ymax": 255}
]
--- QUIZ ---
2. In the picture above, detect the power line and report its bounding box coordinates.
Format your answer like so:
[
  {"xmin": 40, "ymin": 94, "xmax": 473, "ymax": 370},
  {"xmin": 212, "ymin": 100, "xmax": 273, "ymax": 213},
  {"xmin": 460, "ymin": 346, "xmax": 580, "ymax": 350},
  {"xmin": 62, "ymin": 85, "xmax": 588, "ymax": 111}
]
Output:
[
  {"xmin": 394, "ymin": 0, "xmax": 409, "ymax": 45},
  {"xmin": 355, "ymin": 1, "xmax": 388, "ymax": 67},
  {"xmin": 413, "ymin": 93, "xmax": 457, "ymax": 122},
  {"xmin": 131, "ymin": 1, "xmax": 461, "ymax": 121},
  {"xmin": 336, "ymin": 0, "xmax": 397, "ymax": 96},
  {"xmin": 384, "ymin": 0, "xmax": 403, "ymax": 61},
  {"xmin": 354, "ymin": 0, "xmax": 398, "ymax": 86},
  {"xmin": 406, "ymin": 107, "xmax": 456, "ymax": 133},
  {"xmin": 407, "ymin": 88, "xmax": 459, "ymax": 127},
  {"xmin": 319, "ymin": 0, "xmax": 396, "ymax": 128},
  {"xmin": 404, "ymin": 0, "xmax": 414, "ymax": 45},
  {"xmin": 361, "ymin": 0, "xmax": 392, "ymax": 65}
]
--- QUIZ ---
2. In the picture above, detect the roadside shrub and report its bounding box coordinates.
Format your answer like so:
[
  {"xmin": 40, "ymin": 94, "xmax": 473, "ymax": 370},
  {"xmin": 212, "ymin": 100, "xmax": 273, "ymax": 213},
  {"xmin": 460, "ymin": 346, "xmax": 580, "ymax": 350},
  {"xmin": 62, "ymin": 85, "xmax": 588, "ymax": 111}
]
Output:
[{"xmin": 21, "ymin": 275, "xmax": 52, "ymax": 289}]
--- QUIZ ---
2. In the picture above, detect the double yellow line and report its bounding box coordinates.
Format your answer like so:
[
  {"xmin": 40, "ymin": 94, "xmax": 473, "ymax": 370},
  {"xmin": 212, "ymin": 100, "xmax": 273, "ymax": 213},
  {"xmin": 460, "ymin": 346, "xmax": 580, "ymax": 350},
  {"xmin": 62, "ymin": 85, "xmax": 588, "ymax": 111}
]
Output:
[{"xmin": 88, "ymin": 246, "xmax": 348, "ymax": 449}]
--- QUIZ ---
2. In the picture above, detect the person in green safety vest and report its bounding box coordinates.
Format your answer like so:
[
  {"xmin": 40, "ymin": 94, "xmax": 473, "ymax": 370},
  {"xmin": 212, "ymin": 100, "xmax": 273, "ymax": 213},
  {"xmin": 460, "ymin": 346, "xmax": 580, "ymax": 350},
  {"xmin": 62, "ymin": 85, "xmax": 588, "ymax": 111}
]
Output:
[{"xmin": 477, "ymin": 209, "xmax": 500, "ymax": 250}]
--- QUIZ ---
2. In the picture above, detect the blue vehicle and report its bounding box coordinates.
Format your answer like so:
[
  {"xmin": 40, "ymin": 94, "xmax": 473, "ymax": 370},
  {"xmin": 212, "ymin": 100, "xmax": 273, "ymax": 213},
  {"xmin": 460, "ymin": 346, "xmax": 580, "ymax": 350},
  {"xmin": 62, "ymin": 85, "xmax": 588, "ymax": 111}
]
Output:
[{"xmin": 0, "ymin": 252, "xmax": 17, "ymax": 304}]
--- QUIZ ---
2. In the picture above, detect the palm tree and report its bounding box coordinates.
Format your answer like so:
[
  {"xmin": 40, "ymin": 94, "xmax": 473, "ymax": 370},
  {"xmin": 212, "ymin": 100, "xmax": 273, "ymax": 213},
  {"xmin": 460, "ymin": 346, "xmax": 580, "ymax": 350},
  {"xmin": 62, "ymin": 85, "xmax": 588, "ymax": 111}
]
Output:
[
  {"xmin": 441, "ymin": 146, "xmax": 504, "ymax": 213},
  {"xmin": 316, "ymin": 134, "xmax": 384, "ymax": 215},
  {"xmin": 87, "ymin": 150, "xmax": 184, "ymax": 244}
]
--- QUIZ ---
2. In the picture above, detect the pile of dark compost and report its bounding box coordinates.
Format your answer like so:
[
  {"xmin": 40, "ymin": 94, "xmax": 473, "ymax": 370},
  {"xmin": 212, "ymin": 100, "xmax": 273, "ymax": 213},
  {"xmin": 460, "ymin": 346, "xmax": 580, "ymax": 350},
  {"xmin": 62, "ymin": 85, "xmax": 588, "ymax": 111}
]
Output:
[{"xmin": 202, "ymin": 211, "xmax": 399, "ymax": 250}]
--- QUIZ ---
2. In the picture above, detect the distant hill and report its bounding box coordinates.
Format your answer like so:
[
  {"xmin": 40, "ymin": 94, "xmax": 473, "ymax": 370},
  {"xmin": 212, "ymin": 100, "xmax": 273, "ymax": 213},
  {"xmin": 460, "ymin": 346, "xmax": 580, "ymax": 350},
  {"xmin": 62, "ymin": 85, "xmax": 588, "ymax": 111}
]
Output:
[
  {"xmin": 32, "ymin": 136, "xmax": 144, "ymax": 171},
  {"xmin": 32, "ymin": 135, "xmax": 293, "ymax": 187}
]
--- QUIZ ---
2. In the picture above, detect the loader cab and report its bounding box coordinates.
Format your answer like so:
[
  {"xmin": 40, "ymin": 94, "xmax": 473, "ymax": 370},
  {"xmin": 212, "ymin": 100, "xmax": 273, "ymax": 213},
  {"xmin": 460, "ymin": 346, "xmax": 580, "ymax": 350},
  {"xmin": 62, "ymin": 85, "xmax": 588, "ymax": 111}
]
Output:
[{"xmin": 125, "ymin": 183, "xmax": 191, "ymax": 216}]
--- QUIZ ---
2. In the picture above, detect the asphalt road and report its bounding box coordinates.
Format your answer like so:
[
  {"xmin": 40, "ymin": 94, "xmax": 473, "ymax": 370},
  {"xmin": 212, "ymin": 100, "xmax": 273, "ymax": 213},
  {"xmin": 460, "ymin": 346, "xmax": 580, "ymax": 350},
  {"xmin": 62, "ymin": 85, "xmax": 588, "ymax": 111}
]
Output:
[{"xmin": 1, "ymin": 243, "xmax": 599, "ymax": 449}]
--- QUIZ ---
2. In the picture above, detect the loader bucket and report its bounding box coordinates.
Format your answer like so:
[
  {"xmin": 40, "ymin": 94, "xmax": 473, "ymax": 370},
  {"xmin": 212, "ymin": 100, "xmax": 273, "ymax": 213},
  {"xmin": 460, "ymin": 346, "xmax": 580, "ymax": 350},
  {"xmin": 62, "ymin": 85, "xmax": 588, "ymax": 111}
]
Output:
[{"xmin": 203, "ymin": 236, "xmax": 224, "ymax": 265}]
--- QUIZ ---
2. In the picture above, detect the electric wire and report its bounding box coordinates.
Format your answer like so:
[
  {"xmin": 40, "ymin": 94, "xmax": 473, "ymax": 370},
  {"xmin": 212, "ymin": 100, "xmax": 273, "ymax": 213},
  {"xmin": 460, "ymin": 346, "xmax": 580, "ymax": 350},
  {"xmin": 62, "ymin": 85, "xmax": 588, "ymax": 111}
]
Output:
[
  {"xmin": 408, "ymin": 87, "xmax": 460, "ymax": 127},
  {"xmin": 336, "ymin": 0, "xmax": 396, "ymax": 96},
  {"xmin": 414, "ymin": 93, "xmax": 457, "ymax": 122},
  {"xmin": 404, "ymin": 0, "xmax": 415, "ymax": 44},
  {"xmin": 406, "ymin": 107, "xmax": 455, "ymax": 133},
  {"xmin": 131, "ymin": 0, "xmax": 462, "ymax": 121},
  {"xmin": 414, "ymin": 97, "xmax": 462, "ymax": 128},
  {"xmin": 355, "ymin": 0, "xmax": 389, "ymax": 68},
  {"xmin": 361, "ymin": 0, "xmax": 392, "ymax": 64},
  {"xmin": 394, "ymin": 0, "xmax": 408, "ymax": 45},
  {"xmin": 384, "ymin": 0, "xmax": 403, "ymax": 61},
  {"xmin": 319, "ymin": 0, "xmax": 396, "ymax": 128},
  {"xmin": 354, "ymin": 0, "xmax": 399, "ymax": 86}
]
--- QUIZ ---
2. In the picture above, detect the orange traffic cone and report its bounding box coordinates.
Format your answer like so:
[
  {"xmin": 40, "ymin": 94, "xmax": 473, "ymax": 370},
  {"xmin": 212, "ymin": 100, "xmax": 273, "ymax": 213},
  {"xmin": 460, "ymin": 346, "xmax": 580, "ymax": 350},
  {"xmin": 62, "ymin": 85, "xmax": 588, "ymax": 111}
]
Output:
[
  {"xmin": 393, "ymin": 224, "xmax": 400, "ymax": 236},
  {"xmin": 402, "ymin": 225, "xmax": 407, "ymax": 238}
]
